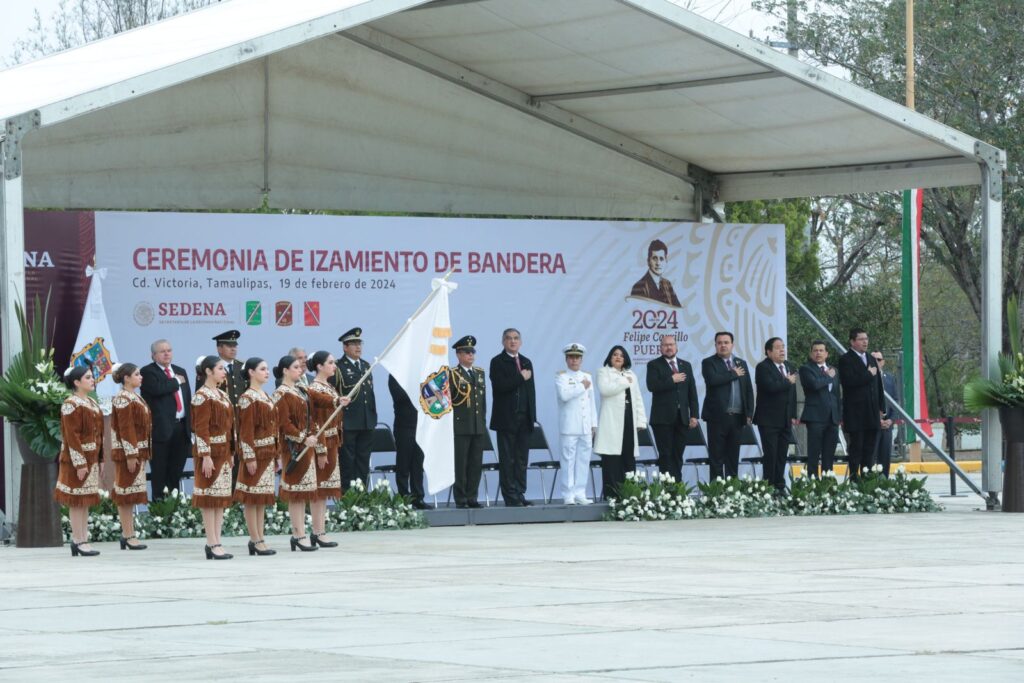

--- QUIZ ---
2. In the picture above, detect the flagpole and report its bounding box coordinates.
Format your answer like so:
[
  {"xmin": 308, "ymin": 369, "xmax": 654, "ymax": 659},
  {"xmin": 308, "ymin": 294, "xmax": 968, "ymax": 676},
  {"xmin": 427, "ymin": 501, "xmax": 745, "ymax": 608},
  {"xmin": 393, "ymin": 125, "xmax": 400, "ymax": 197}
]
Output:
[{"xmin": 294, "ymin": 269, "xmax": 455, "ymax": 459}]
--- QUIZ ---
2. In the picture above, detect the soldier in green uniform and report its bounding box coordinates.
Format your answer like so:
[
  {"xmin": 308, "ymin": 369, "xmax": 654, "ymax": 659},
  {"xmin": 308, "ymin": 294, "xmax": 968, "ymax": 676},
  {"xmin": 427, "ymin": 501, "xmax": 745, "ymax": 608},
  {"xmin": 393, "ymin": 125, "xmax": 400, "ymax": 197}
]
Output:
[
  {"xmin": 331, "ymin": 327, "xmax": 377, "ymax": 491},
  {"xmin": 450, "ymin": 335, "xmax": 486, "ymax": 508},
  {"xmin": 198, "ymin": 329, "xmax": 246, "ymax": 405}
]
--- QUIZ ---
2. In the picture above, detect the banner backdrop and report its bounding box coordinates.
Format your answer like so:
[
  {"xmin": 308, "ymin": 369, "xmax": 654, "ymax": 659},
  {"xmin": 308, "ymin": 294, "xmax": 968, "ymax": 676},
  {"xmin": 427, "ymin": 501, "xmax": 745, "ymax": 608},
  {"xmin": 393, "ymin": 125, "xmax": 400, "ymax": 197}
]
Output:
[{"xmin": 96, "ymin": 212, "xmax": 785, "ymax": 492}]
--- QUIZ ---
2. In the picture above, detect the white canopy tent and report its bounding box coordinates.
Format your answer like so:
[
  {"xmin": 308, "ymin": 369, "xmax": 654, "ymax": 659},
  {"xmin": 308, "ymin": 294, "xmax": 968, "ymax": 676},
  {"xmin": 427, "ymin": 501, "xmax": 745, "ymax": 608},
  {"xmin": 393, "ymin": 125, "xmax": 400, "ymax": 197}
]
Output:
[{"xmin": 0, "ymin": 0, "xmax": 1006, "ymax": 516}]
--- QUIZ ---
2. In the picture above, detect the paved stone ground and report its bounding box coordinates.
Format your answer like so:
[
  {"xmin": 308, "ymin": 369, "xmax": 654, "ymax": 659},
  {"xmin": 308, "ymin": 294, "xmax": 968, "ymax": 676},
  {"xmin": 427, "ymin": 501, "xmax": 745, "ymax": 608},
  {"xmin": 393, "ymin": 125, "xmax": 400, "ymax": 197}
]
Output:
[{"xmin": 1, "ymin": 478, "xmax": 1021, "ymax": 682}]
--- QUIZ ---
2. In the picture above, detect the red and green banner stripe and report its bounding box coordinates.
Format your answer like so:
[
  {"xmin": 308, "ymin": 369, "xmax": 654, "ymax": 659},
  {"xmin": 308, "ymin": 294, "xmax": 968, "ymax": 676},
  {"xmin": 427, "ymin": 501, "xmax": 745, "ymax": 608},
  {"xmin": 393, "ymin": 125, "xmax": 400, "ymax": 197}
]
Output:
[{"xmin": 901, "ymin": 189, "xmax": 932, "ymax": 439}]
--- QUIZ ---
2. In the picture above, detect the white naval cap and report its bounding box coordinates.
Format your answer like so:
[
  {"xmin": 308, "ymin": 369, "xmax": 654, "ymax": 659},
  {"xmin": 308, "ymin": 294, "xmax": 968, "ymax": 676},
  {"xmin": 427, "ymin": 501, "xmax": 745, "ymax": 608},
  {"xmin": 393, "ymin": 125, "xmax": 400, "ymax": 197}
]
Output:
[{"xmin": 562, "ymin": 342, "xmax": 586, "ymax": 356}]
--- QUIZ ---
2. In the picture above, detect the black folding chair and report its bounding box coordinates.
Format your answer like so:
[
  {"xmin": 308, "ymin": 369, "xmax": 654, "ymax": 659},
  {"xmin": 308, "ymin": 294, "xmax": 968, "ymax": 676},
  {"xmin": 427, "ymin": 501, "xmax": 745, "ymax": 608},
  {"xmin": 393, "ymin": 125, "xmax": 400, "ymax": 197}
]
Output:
[
  {"xmin": 367, "ymin": 422, "xmax": 397, "ymax": 490},
  {"xmin": 525, "ymin": 422, "xmax": 560, "ymax": 503},
  {"xmin": 682, "ymin": 425, "xmax": 711, "ymax": 483},
  {"xmin": 446, "ymin": 431, "xmax": 497, "ymax": 508},
  {"xmin": 635, "ymin": 426, "xmax": 661, "ymax": 482},
  {"xmin": 738, "ymin": 424, "xmax": 764, "ymax": 478}
]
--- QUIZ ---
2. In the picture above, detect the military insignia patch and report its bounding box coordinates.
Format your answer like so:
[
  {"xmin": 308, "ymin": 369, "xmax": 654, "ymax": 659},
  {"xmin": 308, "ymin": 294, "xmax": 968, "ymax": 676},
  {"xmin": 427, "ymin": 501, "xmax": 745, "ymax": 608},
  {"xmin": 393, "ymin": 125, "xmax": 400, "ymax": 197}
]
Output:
[
  {"xmin": 71, "ymin": 337, "xmax": 114, "ymax": 383},
  {"xmin": 418, "ymin": 366, "xmax": 453, "ymax": 419},
  {"xmin": 245, "ymin": 301, "xmax": 262, "ymax": 326},
  {"xmin": 275, "ymin": 301, "xmax": 292, "ymax": 326},
  {"xmin": 304, "ymin": 301, "xmax": 320, "ymax": 327}
]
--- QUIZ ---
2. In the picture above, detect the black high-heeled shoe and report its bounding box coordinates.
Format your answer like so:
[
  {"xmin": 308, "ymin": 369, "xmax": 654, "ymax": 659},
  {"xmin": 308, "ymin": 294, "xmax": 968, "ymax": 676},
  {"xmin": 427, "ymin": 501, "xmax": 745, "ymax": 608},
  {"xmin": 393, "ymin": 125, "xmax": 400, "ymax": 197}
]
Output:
[
  {"xmin": 248, "ymin": 540, "xmax": 277, "ymax": 556},
  {"xmin": 204, "ymin": 544, "xmax": 233, "ymax": 560},
  {"xmin": 310, "ymin": 533, "xmax": 338, "ymax": 548},
  {"xmin": 289, "ymin": 536, "xmax": 318, "ymax": 552},
  {"xmin": 119, "ymin": 536, "xmax": 147, "ymax": 551},
  {"xmin": 70, "ymin": 541, "xmax": 100, "ymax": 557}
]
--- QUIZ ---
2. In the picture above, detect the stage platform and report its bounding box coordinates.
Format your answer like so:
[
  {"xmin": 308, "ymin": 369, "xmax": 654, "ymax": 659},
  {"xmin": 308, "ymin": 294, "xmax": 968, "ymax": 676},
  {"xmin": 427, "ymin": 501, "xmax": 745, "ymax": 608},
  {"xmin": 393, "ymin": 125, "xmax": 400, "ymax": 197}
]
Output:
[{"xmin": 421, "ymin": 501, "xmax": 609, "ymax": 527}]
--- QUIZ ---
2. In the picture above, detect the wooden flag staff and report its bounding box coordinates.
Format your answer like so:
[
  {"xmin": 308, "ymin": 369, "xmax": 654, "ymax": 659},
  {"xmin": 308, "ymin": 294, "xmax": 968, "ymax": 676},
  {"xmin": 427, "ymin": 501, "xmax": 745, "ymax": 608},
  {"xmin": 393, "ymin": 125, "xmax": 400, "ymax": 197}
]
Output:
[{"xmin": 294, "ymin": 269, "xmax": 455, "ymax": 460}]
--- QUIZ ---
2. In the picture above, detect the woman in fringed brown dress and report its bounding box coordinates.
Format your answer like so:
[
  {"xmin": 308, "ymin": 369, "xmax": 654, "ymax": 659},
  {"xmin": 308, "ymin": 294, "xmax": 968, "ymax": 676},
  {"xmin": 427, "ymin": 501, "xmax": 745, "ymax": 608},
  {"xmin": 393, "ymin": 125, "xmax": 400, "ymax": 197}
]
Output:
[
  {"xmin": 273, "ymin": 355, "xmax": 319, "ymax": 552},
  {"xmin": 109, "ymin": 362, "xmax": 150, "ymax": 550},
  {"xmin": 191, "ymin": 355, "xmax": 235, "ymax": 560},
  {"xmin": 234, "ymin": 357, "xmax": 278, "ymax": 556},
  {"xmin": 54, "ymin": 365, "xmax": 104, "ymax": 557},
  {"xmin": 306, "ymin": 350, "xmax": 350, "ymax": 549}
]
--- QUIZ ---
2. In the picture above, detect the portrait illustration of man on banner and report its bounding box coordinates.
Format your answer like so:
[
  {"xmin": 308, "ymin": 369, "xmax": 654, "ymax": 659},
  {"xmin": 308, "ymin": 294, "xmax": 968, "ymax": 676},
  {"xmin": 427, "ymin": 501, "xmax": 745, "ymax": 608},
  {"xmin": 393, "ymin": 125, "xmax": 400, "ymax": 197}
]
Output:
[{"xmin": 629, "ymin": 238, "xmax": 681, "ymax": 308}]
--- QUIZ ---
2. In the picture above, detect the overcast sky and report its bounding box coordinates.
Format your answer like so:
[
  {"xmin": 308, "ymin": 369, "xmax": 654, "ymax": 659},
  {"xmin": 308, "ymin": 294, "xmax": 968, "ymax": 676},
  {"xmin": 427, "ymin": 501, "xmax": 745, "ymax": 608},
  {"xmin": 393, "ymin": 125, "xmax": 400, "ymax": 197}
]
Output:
[{"xmin": 0, "ymin": 0, "xmax": 778, "ymax": 64}]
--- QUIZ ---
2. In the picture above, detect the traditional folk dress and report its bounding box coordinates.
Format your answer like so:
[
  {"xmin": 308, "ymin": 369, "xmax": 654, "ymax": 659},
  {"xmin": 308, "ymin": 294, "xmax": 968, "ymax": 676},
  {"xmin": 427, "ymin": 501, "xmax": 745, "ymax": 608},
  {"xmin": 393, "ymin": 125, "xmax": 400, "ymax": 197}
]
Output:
[
  {"xmin": 234, "ymin": 388, "xmax": 278, "ymax": 505},
  {"xmin": 54, "ymin": 394, "xmax": 104, "ymax": 508},
  {"xmin": 307, "ymin": 379, "xmax": 343, "ymax": 499},
  {"xmin": 274, "ymin": 384, "xmax": 317, "ymax": 502},
  {"xmin": 110, "ymin": 389, "xmax": 152, "ymax": 505},
  {"xmin": 191, "ymin": 385, "xmax": 235, "ymax": 509}
]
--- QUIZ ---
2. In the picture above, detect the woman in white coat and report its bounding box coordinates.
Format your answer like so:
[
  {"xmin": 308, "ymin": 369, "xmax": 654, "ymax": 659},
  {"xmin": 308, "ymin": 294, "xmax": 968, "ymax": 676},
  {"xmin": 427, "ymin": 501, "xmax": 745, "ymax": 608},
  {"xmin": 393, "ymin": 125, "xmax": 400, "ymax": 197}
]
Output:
[{"xmin": 594, "ymin": 345, "xmax": 647, "ymax": 498}]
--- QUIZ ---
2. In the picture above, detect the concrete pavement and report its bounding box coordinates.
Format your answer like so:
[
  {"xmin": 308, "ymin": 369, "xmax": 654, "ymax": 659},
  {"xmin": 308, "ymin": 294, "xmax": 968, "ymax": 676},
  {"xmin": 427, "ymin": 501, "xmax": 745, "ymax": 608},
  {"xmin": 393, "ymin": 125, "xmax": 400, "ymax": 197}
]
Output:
[{"xmin": 1, "ymin": 502, "xmax": 1021, "ymax": 681}]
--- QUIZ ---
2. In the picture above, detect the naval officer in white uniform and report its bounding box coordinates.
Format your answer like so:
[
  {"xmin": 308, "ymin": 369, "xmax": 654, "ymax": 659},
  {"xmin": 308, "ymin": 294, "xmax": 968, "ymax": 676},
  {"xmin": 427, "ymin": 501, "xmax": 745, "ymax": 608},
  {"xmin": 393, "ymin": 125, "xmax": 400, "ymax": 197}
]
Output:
[{"xmin": 555, "ymin": 343, "xmax": 598, "ymax": 505}]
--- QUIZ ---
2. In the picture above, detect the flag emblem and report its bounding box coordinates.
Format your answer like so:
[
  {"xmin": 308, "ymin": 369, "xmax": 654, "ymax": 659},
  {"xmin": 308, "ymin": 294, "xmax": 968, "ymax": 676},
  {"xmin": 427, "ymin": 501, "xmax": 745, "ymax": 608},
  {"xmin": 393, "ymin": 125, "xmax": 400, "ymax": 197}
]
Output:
[
  {"xmin": 71, "ymin": 337, "xmax": 114, "ymax": 383},
  {"xmin": 418, "ymin": 366, "xmax": 452, "ymax": 419},
  {"xmin": 245, "ymin": 301, "xmax": 262, "ymax": 326},
  {"xmin": 275, "ymin": 301, "xmax": 292, "ymax": 326},
  {"xmin": 304, "ymin": 301, "xmax": 320, "ymax": 326}
]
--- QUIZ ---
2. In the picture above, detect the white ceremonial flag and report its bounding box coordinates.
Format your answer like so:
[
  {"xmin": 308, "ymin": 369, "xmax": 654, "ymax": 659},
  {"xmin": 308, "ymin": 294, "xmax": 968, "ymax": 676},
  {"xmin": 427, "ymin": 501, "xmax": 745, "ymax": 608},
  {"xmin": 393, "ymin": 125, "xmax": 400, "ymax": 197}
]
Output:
[
  {"xmin": 70, "ymin": 265, "xmax": 120, "ymax": 402},
  {"xmin": 378, "ymin": 278, "xmax": 457, "ymax": 495}
]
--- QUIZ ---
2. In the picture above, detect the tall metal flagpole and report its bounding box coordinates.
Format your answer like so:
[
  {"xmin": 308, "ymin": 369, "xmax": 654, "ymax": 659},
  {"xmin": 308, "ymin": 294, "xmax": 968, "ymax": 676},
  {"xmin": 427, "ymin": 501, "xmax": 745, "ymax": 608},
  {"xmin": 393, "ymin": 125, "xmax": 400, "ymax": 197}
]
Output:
[
  {"xmin": 900, "ymin": 0, "xmax": 925, "ymax": 458},
  {"xmin": 293, "ymin": 269, "xmax": 455, "ymax": 460}
]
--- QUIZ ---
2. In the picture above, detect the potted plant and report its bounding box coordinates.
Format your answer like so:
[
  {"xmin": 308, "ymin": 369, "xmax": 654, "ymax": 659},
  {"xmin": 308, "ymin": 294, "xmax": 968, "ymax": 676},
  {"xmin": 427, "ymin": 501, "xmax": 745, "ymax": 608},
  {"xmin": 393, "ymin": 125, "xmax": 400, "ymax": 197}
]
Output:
[
  {"xmin": 0, "ymin": 294, "xmax": 67, "ymax": 545},
  {"xmin": 964, "ymin": 296, "xmax": 1024, "ymax": 512}
]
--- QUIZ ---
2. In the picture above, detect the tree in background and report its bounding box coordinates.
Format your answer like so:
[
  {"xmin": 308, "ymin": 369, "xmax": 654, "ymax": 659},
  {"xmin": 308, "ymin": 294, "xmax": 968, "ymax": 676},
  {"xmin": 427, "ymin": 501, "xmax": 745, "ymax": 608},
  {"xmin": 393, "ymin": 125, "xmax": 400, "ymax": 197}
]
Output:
[
  {"xmin": 8, "ymin": 0, "xmax": 215, "ymax": 63},
  {"xmin": 754, "ymin": 0, "xmax": 1024, "ymax": 337}
]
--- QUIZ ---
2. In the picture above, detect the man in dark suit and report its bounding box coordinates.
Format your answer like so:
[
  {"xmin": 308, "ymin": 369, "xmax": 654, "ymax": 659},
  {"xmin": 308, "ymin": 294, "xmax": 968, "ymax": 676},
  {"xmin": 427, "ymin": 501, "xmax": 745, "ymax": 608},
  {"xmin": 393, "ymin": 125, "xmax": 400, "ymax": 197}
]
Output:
[
  {"xmin": 196, "ymin": 330, "xmax": 246, "ymax": 404},
  {"xmin": 489, "ymin": 328, "xmax": 536, "ymax": 507},
  {"xmin": 451, "ymin": 335, "xmax": 487, "ymax": 509},
  {"xmin": 753, "ymin": 337, "xmax": 798, "ymax": 493},
  {"xmin": 387, "ymin": 375, "xmax": 428, "ymax": 510},
  {"xmin": 140, "ymin": 339, "xmax": 192, "ymax": 500},
  {"xmin": 799, "ymin": 341, "xmax": 842, "ymax": 478},
  {"xmin": 700, "ymin": 331, "xmax": 754, "ymax": 479},
  {"xmin": 333, "ymin": 327, "xmax": 377, "ymax": 491},
  {"xmin": 646, "ymin": 333, "xmax": 699, "ymax": 482},
  {"xmin": 629, "ymin": 239, "xmax": 681, "ymax": 307},
  {"xmin": 872, "ymin": 351, "xmax": 899, "ymax": 476},
  {"xmin": 837, "ymin": 328, "xmax": 885, "ymax": 479}
]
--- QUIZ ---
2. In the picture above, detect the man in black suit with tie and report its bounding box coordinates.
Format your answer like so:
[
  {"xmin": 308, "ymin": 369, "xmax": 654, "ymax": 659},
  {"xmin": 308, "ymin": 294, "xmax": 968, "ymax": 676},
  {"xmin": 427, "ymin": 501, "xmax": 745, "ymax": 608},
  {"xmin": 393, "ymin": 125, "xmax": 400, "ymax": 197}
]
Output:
[
  {"xmin": 871, "ymin": 351, "xmax": 899, "ymax": 476},
  {"xmin": 837, "ymin": 328, "xmax": 885, "ymax": 479},
  {"xmin": 701, "ymin": 331, "xmax": 754, "ymax": 480},
  {"xmin": 489, "ymin": 328, "xmax": 536, "ymax": 507},
  {"xmin": 646, "ymin": 334, "xmax": 699, "ymax": 482},
  {"xmin": 140, "ymin": 339, "xmax": 192, "ymax": 500},
  {"xmin": 753, "ymin": 337, "xmax": 798, "ymax": 493},
  {"xmin": 334, "ymin": 327, "xmax": 377, "ymax": 491},
  {"xmin": 799, "ymin": 341, "xmax": 842, "ymax": 478},
  {"xmin": 629, "ymin": 239, "xmax": 682, "ymax": 307}
]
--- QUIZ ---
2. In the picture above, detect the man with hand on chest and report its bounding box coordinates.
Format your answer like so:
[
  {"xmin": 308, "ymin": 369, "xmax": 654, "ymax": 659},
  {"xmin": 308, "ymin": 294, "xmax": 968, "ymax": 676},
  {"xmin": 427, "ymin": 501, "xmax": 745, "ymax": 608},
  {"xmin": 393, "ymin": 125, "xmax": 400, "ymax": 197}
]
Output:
[
  {"xmin": 555, "ymin": 342, "xmax": 597, "ymax": 505},
  {"xmin": 646, "ymin": 334, "xmax": 699, "ymax": 483},
  {"xmin": 753, "ymin": 337, "xmax": 798, "ymax": 493}
]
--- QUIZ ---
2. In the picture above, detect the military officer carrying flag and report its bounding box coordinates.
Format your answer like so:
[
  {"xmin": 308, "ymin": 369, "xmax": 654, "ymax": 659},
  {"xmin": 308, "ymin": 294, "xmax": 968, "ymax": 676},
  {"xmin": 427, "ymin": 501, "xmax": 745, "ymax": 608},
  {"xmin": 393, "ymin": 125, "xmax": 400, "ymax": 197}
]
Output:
[
  {"xmin": 451, "ymin": 335, "xmax": 486, "ymax": 508},
  {"xmin": 555, "ymin": 343, "xmax": 597, "ymax": 505},
  {"xmin": 332, "ymin": 327, "xmax": 378, "ymax": 491}
]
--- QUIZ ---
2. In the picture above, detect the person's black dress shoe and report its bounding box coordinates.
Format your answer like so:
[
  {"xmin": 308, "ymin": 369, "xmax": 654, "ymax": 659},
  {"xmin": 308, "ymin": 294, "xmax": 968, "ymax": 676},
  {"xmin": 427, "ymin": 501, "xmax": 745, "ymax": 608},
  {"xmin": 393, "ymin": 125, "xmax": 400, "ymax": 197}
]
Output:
[
  {"xmin": 455, "ymin": 503, "xmax": 468, "ymax": 509},
  {"xmin": 411, "ymin": 500, "xmax": 432, "ymax": 510},
  {"xmin": 467, "ymin": 501, "xmax": 482, "ymax": 508},
  {"xmin": 506, "ymin": 500, "xmax": 524, "ymax": 507}
]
